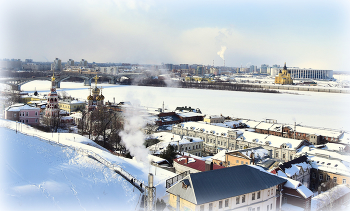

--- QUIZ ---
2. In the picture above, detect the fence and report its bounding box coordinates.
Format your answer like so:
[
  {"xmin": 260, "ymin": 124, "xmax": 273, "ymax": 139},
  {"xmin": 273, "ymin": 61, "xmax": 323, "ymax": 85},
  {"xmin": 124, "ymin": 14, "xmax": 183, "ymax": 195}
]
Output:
[{"xmin": 166, "ymin": 171, "xmax": 190, "ymax": 188}]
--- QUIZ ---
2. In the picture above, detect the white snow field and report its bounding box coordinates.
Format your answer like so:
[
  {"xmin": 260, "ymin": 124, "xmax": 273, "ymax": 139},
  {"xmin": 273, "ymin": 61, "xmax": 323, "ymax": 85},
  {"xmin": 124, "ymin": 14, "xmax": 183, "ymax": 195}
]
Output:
[
  {"xmin": 0, "ymin": 119, "xmax": 175, "ymax": 211},
  {"xmin": 20, "ymin": 80, "xmax": 350, "ymax": 131}
]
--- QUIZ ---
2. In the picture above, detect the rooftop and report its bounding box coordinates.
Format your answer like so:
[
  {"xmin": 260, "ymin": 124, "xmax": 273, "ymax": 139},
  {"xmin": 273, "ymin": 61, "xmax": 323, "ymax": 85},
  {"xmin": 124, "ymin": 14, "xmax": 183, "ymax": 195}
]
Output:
[{"xmin": 167, "ymin": 165, "xmax": 287, "ymax": 205}]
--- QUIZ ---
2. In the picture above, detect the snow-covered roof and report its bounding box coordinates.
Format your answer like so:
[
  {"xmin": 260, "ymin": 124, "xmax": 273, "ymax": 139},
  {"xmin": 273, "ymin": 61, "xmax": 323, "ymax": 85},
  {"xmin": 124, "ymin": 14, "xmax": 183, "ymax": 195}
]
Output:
[
  {"xmin": 6, "ymin": 104, "xmax": 39, "ymax": 111},
  {"xmin": 240, "ymin": 119, "xmax": 261, "ymax": 128},
  {"xmin": 283, "ymin": 162, "xmax": 311, "ymax": 177},
  {"xmin": 309, "ymin": 155, "xmax": 350, "ymax": 176},
  {"xmin": 283, "ymin": 177, "xmax": 313, "ymax": 198},
  {"xmin": 211, "ymin": 149, "xmax": 233, "ymax": 162},
  {"xmin": 255, "ymin": 122, "xmax": 274, "ymax": 130},
  {"xmin": 241, "ymin": 131, "xmax": 305, "ymax": 150},
  {"xmin": 70, "ymin": 112, "xmax": 82, "ymax": 118},
  {"xmin": 324, "ymin": 143, "xmax": 347, "ymax": 152},
  {"xmin": 286, "ymin": 125, "xmax": 343, "ymax": 139},
  {"xmin": 147, "ymin": 132, "xmax": 203, "ymax": 154},
  {"xmin": 311, "ymin": 185, "xmax": 350, "ymax": 211},
  {"xmin": 176, "ymin": 111, "xmax": 204, "ymax": 118},
  {"xmin": 339, "ymin": 133, "xmax": 350, "ymax": 144},
  {"xmin": 174, "ymin": 121, "xmax": 242, "ymax": 137}
]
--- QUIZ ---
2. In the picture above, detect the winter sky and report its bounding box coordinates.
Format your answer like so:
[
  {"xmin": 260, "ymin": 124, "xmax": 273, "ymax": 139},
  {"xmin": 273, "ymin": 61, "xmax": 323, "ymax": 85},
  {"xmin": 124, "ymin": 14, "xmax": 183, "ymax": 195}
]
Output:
[{"xmin": 0, "ymin": 0, "xmax": 349, "ymax": 71}]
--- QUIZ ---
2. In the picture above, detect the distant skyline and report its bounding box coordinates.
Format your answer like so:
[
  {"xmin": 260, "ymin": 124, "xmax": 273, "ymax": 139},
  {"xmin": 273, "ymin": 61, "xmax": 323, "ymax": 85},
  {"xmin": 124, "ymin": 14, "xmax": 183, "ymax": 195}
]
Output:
[{"xmin": 0, "ymin": 0, "xmax": 349, "ymax": 71}]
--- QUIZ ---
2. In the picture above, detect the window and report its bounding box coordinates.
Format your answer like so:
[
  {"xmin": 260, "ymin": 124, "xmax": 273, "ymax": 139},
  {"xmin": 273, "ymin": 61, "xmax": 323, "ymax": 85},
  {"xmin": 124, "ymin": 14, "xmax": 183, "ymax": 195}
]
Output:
[
  {"xmin": 334, "ymin": 177, "xmax": 337, "ymax": 183},
  {"xmin": 267, "ymin": 205, "xmax": 269, "ymax": 210},
  {"xmin": 268, "ymin": 190, "xmax": 270, "ymax": 196},
  {"xmin": 276, "ymin": 152, "xmax": 278, "ymax": 158},
  {"xmin": 241, "ymin": 161, "xmax": 244, "ymax": 164},
  {"xmin": 228, "ymin": 161, "xmax": 230, "ymax": 166},
  {"xmin": 209, "ymin": 203, "xmax": 213, "ymax": 211},
  {"xmin": 257, "ymin": 191, "xmax": 260, "ymax": 199},
  {"xmin": 219, "ymin": 201, "xmax": 222, "ymax": 209},
  {"xmin": 236, "ymin": 196, "xmax": 240, "ymax": 204},
  {"xmin": 343, "ymin": 179, "xmax": 347, "ymax": 184},
  {"xmin": 246, "ymin": 162, "xmax": 248, "ymax": 164},
  {"xmin": 200, "ymin": 205, "xmax": 204, "ymax": 211},
  {"xmin": 26, "ymin": 112, "xmax": 29, "ymax": 116},
  {"xmin": 252, "ymin": 193, "xmax": 255, "ymax": 200},
  {"xmin": 326, "ymin": 175, "xmax": 330, "ymax": 181},
  {"xmin": 283, "ymin": 154, "xmax": 285, "ymax": 159},
  {"xmin": 19, "ymin": 112, "xmax": 21, "ymax": 116},
  {"xmin": 290, "ymin": 155, "xmax": 293, "ymax": 160},
  {"xmin": 242, "ymin": 195, "xmax": 245, "ymax": 203},
  {"xmin": 236, "ymin": 160, "xmax": 239, "ymax": 163},
  {"xmin": 225, "ymin": 199, "xmax": 229, "ymax": 207},
  {"xmin": 271, "ymin": 188, "xmax": 273, "ymax": 195},
  {"xmin": 35, "ymin": 111, "xmax": 38, "ymax": 116},
  {"xmin": 312, "ymin": 172, "xmax": 316, "ymax": 178},
  {"xmin": 319, "ymin": 174, "xmax": 323, "ymax": 180},
  {"xmin": 35, "ymin": 119, "xmax": 38, "ymax": 123},
  {"xmin": 270, "ymin": 203, "xmax": 272, "ymax": 210},
  {"xmin": 257, "ymin": 207, "xmax": 260, "ymax": 211}
]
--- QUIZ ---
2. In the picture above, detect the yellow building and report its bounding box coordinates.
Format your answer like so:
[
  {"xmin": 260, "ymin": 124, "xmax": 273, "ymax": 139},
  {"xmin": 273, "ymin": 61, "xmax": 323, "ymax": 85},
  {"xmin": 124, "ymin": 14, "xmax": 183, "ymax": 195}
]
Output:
[
  {"xmin": 59, "ymin": 100, "xmax": 86, "ymax": 114},
  {"xmin": 275, "ymin": 62, "xmax": 293, "ymax": 85}
]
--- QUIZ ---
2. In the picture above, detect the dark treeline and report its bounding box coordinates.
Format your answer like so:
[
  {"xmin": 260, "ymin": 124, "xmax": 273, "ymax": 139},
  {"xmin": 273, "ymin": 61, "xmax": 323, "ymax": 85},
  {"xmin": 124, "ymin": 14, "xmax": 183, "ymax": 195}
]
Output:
[{"xmin": 136, "ymin": 78, "xmax": 279, "ymax": 94}]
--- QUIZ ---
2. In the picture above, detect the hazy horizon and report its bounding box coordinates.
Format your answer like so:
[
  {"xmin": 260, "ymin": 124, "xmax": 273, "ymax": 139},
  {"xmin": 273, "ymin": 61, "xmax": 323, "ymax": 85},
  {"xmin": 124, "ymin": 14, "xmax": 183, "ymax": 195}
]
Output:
[{"xmin": 1, "ymin": 0, "xmax": 349, "ymax": 71}]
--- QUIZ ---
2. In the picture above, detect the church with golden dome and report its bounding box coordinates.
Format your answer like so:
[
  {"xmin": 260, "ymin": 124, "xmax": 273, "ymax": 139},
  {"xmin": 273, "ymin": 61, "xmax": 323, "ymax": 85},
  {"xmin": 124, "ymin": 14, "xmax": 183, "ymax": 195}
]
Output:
[
  {"xmin": 275, "ymin": 62, "xmax": 293, "ymax": 85},
  {"xmin": 87, "ymin": 75, "xmax": 105, "ymax": 111}
]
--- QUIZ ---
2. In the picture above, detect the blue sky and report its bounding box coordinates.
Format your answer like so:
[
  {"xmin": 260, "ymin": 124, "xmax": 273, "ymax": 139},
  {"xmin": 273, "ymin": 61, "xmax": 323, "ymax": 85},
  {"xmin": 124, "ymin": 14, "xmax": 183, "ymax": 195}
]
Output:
[{"xmin": 0, "ymin": 0, "xmax": 349, "ymax": 71}]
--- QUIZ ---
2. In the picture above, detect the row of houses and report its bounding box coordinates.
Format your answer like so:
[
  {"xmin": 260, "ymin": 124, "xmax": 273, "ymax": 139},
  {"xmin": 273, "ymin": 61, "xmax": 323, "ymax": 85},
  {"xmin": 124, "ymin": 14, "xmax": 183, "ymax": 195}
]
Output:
[
  {"xmin": 172, "ymin": 121, "xmax": 311, "ymax": 162},
  {"xmin": 241, "ymin": 119, "xmax": 346, "ymax": 145}
]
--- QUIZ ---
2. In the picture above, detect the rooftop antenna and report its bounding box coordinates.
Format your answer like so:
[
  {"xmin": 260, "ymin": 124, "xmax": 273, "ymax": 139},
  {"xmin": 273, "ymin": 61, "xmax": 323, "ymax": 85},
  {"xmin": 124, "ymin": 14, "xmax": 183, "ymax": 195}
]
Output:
[{"xmin": 162, "ymin": 101, "xmax": 164, "ymax": 112}]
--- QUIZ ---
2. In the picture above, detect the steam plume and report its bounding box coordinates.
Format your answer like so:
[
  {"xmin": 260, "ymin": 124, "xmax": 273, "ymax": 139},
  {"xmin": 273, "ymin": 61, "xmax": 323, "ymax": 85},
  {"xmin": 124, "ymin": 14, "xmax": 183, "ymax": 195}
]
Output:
[
  {"xmin": 217, "ymin": 46, "xmax": 227, "ymax": 60},
  {"xmin": 119, "ymin": 104, "xmax": 149, "ymax": 165}
]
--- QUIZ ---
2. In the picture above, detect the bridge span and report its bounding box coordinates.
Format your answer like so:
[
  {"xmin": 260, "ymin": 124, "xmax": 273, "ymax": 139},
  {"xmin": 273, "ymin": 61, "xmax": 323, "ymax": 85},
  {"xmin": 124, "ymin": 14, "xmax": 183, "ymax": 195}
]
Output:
[{"xmin": 0, "ymin": 72, "xmax": 143, "ymax": 91}]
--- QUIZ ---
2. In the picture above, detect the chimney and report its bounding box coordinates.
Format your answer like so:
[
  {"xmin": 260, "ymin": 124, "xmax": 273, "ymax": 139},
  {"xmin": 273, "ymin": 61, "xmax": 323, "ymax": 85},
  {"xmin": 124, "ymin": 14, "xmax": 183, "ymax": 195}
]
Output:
[
  {"xmin": 268, "ymin": 150, "xmax": 272, "ymax": 158},
  {"xmin": 186, "ymin": 157, "xmax": 189, "ymax": 164},
  {"xmin": 205, "ymin": 159, "xmax": 213, "ymax": 171}
]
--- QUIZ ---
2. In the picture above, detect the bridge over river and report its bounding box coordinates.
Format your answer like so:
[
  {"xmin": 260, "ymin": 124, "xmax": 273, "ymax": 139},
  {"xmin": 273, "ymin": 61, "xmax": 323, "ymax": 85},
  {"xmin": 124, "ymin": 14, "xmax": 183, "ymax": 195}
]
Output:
[{"xmin": 0, "ymin": 72, "xmax": 143, "ymax": 91}]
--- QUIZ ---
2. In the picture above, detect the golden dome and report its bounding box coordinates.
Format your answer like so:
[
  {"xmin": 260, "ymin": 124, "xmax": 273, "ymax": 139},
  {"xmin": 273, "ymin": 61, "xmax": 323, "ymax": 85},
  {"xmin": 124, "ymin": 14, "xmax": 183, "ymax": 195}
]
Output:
[
  {"xmin": 100, "ymin": 94, "xmax": 104, "ymax": 100},
  {"xmin": 96, "ymin": 95, "xmax": 102, "ymax": 101},
  {"xmin": 87, "ymin": 95, "xmax": 93, "ymax": 100},
  {"xmin": 92, "ymin": 87, "xmax": 100, "ymax": 95}
]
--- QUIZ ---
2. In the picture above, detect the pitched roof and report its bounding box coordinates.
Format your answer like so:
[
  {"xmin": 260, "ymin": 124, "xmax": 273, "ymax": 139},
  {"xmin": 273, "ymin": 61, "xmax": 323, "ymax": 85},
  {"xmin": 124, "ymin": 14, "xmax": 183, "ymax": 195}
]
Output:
[
  {"xmin": 167, "ymin": 165, "xmax": 287, "ymax": 205},
  {"xmin": 173, "ymin": 156, "xmax": 225, "ymax": 172},
  {"xmin": 278, "ymin": 155, "xmax": 308, "ymax": 172}
]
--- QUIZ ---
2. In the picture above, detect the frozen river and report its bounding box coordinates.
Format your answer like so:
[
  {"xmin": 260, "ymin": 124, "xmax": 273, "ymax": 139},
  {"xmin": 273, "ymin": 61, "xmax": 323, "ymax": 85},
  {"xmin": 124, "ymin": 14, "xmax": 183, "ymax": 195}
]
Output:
[{"xmin": 20, "ymin": 81, "xmax": 350, "ymax": 132}]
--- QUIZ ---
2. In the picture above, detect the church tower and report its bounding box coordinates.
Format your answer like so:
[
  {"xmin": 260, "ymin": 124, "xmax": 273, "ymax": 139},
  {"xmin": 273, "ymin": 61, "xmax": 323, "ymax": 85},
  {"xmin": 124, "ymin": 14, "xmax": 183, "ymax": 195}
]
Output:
[{"xmin": 45, "ymin": 72, "xmax": 59, "ymax": 117}]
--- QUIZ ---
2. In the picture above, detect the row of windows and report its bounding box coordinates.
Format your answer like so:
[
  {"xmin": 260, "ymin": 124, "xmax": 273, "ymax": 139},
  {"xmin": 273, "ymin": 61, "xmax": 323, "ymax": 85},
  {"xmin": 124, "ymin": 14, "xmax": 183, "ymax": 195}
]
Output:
[
  {"xmin": 19, "ymin": 112, "xmax": 38, "ymax": 116},
  {"xmin": 18, "ymin": 119, "xmax": 38, "ymax": 123},
  {"xmin": 317, "ymin": 173, "xmax": 346, "ymax": 184}
]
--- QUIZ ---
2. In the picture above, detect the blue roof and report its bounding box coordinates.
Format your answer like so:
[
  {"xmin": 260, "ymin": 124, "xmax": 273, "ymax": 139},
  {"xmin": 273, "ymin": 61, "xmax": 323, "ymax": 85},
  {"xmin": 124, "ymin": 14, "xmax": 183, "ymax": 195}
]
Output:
[{"xmin": 167, "ymin": 165, "xmax": 287, "ymax": 205}]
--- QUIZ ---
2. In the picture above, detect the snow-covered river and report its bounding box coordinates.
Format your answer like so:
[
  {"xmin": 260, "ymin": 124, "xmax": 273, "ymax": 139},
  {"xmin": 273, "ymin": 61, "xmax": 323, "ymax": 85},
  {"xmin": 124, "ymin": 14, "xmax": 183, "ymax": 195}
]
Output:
[{"xmin": 20, "ymin": 81, "xmax": 350, "ymax": 131}]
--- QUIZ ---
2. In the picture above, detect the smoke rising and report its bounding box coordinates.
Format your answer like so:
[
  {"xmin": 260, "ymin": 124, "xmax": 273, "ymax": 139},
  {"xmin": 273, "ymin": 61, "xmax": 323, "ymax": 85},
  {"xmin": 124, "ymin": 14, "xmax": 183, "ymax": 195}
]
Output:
[
  {"xmin": 119, "ymin": 103, "xmax": 149, "ymax": 166},
  {"xmin": 217, "ymin": 46, "xmax": 227, "ymax": 61}
]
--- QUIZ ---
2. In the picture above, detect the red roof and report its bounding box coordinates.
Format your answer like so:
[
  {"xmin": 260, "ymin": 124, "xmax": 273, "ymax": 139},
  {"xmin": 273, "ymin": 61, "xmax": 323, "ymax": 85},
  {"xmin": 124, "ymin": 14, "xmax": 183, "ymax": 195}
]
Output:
[{"xmin": 173, "ymin": 155, "xmax": 225, "ymax": 172}]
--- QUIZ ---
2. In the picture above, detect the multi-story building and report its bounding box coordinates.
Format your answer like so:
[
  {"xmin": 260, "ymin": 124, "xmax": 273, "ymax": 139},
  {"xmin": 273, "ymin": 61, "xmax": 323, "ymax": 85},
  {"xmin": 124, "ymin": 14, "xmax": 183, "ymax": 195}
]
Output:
[
  {"xmin": 66, "ymin": 59, "xmax": 74, "ymax": 67},
  {"xmin": 260, "ymin": 64, "xmax": 269, "ymax": 74},
  {"xmin": 148, "ymin": 132, "xmax": 204, "ymax": 157},
  {"xmin": 51, "ymin": 58, "xmax": 62, "ymax": 71},
  {"xmin": 79, "ymin": 59, "xmax": 88, "ymax": 67},
  {"xmin": 167, "ymin": 165, "xmax": 286, "ymax": 211},
  {"xmin": 59, "ymin": 100, "xmax": 85, "ymax": 114},
  {"xmin": 172, "ymin": 122, "xmax": 310, "ymax": 160},
  {"xmin": 271, "ymin": 155, "xmax": 312, "ymax": 188},
  {"xmin": 203, "ymin": 115, "xmax": 225, "ymax": 124},
  {"xmin": 4, "ymin": 104, "xmax": 40, "ymax": 125}
]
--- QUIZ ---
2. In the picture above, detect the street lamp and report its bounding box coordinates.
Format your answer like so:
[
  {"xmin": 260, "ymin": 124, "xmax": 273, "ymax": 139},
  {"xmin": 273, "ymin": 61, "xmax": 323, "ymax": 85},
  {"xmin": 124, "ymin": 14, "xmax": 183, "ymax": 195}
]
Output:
[{"xmin": 16, "ymin": 121, "xmax": 18, "ymax": 133}]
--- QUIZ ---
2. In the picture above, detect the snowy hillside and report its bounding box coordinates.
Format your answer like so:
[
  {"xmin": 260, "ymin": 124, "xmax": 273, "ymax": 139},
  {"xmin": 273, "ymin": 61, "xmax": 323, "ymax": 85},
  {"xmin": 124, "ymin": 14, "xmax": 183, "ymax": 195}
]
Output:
[{"xmin": 0, "ymin": 120, "xmax": 176, "ymax": 211}]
